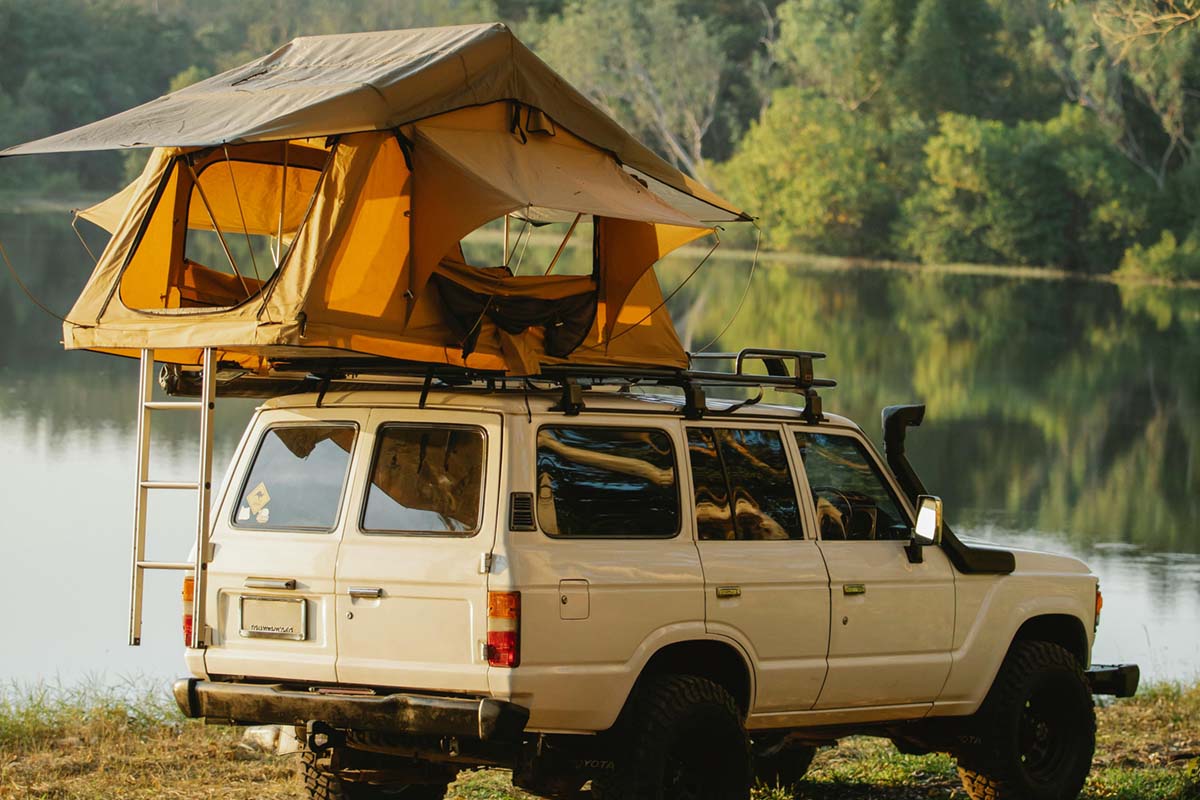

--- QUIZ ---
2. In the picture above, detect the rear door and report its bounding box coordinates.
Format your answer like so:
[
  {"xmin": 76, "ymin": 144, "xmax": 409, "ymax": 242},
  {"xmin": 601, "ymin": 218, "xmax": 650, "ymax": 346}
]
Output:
[
  {"xmin": 334, "ymin": 409, "xmax": 501, "ymax": 692},
  {"xmin": 687, "ymin": 424, "xmax": 831, "ymax": 713},
  {"xmin": 204, "ymin": 409, "xmax": 364, "ymax": 683}
]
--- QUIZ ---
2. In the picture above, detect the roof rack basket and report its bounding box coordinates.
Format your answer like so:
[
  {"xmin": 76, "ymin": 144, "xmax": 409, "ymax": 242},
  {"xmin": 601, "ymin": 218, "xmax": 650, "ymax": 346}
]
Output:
[{"xmin": 160, "ymin": 346, "xmax": 836, "ymax": 420}]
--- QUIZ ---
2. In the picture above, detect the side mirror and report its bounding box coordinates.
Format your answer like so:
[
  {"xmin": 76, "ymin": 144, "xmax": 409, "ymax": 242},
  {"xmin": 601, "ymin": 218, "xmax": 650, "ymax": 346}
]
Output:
[{"xmin": 905, "ymin": 495, "xmax": 943, "ymax": 563}]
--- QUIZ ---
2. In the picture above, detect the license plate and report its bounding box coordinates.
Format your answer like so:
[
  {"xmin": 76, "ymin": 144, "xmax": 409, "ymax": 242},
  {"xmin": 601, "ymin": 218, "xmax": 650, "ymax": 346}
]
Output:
[{"xmin": 239, "ymin": 596, "xmax": 307, "ymax": 640}]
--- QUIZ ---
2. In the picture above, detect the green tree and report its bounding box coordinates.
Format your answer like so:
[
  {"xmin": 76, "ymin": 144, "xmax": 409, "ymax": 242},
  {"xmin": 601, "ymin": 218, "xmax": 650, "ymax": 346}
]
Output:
[
  {"xmin": 531, "ymin": 0, "xmax": 726, "ymax": 178},
  {"xmin": 896, "ymin": 107, "xmax": 1157, "ymax": 270},
  {"xmin": 774, "ymin": 0, "xmax": 1006, "ymax": 122},
  {"xmin": 719, "ymin": 90, "xmax": 897, "ymax": 256},
  {"xmin": 896, "ymin": 114, "xmax": 1075, "ymax": 266},
  {"xmin": 892, "ymin": 0, "xmax": 1006, "ymax": 120}
]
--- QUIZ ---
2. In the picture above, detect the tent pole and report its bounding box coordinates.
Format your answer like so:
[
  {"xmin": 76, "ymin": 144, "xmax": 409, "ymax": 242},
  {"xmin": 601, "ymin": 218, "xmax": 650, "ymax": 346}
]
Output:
[
  {"xmin": 222, "ymin": 143, "xmax": 263, "ymax": 282},
  {"xmin": 274, "ymin": 142, "xmax": 288, "ymax": 269},
  {"xmin": 503, "ymin": 215, "xmax": 510, "ymax": 264},
  {"xmin": 545, "ymin": 213, "xmax": 583, "ymax": 275}
]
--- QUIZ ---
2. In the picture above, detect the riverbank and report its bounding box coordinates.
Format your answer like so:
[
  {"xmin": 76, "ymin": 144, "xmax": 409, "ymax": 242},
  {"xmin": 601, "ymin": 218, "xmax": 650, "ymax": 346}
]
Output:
[
  {"xmin": 466, "ymin": 227, "xmax": 1200, "ymax": 290},
  {"xmin": 0, "ymin": 683, "xmax": 1196, "ymax": 799}
]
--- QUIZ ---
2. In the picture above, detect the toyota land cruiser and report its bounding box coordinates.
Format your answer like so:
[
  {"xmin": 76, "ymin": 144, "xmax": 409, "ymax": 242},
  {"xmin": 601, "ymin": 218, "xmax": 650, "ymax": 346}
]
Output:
[{"xmin": 169, "ymin": 350, "xmax": 1138, "ymax": 800}]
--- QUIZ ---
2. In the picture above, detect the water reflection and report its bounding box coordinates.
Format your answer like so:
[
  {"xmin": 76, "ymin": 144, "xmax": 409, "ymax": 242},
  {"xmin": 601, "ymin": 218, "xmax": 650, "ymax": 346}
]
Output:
[{"xmin": 0, "ymin": 212, "xmax": 1196, "ymax": 684}]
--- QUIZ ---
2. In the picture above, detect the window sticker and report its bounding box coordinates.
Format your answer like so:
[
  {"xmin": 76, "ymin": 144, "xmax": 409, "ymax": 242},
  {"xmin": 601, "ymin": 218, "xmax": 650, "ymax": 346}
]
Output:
[{"xmin": 246, "ymin": 482, "xmax": 271, "ymax": 515}]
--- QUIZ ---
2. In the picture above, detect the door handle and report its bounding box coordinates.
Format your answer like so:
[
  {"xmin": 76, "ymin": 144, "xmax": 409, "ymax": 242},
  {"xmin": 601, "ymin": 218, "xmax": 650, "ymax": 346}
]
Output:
[
  {"xmin": 843, "ymin": 583, "xmax": 866, "ymax": 596},
  {"xmin": 715, "ymin": 585, "xmax": 742, "ymax": 599},
  {"xmin": 348, "ymin": 587, "xmax": 383, "ymax": 599},
  {"xmin": 244, "ymin": 577, "xmax": 296, "ymax": 590}
]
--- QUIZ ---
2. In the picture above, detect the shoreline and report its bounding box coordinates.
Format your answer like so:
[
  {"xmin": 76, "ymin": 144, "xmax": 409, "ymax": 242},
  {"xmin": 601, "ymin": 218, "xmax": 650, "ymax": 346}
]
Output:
[{"xmin": 4, "ymin": 201, "xmax": 1199, "ymax": 290}]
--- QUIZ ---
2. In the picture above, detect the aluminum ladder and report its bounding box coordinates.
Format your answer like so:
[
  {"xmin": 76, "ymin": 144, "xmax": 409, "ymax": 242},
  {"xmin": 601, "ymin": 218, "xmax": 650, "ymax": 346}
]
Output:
[{"xmin": 128, "ymin": 348, "xmax": 216, "ymax": 648}]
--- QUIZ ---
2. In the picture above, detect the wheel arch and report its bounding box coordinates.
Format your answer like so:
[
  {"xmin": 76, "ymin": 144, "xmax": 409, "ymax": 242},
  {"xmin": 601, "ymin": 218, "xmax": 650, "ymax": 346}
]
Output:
[
  {"xmin": 634, "ymin": 638, "xmax": 754, "ymax": 716},
  {"xmin": 1011, "ymin": 613, "xmax": 1089, "ymax": 666}
]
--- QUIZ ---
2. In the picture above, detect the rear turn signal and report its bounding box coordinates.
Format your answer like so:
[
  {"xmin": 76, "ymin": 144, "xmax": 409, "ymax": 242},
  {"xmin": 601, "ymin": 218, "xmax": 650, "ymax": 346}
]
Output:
[
  {"xmin": 1095, "ymin": 585, "xmax": 1103, "ymax": 630},
  {"xmin": 182, "ymin": 575, "xmax": 195, "ymax": 646},
  {"xmin": 487, "ymin": 591, "xmax": 520, "ymax": 668}
]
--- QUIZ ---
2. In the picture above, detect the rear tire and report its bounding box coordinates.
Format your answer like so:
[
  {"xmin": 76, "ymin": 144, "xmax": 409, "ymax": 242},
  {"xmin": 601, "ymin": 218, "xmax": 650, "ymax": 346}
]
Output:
[
  {"xmin": 593, "ymin": 674, "xmax": 751, "ymax": 800},
  {"xmin": 955, "ymin": 641, "xmax": 1096, "ymax": 800},
  {"xmin": 752, "ymin": 736, "xmax": 816, "ymax": 788},
  {"xmin": 300, "ymin": 749, "xmax": 449, "ymax": 800}
]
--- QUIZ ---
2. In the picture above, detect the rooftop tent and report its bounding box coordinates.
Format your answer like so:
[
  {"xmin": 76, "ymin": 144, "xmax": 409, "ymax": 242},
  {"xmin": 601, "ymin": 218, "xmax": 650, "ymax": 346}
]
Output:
[{"xmin": 2, "ymin": 24, "xmax": 747, "ymax": 375}]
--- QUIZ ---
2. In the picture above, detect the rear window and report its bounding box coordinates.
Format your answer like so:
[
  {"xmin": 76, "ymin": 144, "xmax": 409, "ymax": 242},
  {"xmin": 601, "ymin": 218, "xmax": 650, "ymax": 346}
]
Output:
[
  {"xmin": 362, "ymin": 425, "xmax": 486, "ymax": 535},
  {"xmin": 536, "ymin": 426, "xmax": 679, "ymax": 538},
  {"xmin": 233, "ymin": 424, "xmax": 356, "ymax": 532}
]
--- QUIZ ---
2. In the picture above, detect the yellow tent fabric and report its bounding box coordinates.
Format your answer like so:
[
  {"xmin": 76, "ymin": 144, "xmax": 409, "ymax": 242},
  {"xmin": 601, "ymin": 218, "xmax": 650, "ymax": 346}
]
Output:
[
  {"xmin": 406, "ymin": 103, "xmax": 706, "ymax": 305},
  {"xmin": 61, "ymin": 103, "xmax": 711, "ymax": 375}
]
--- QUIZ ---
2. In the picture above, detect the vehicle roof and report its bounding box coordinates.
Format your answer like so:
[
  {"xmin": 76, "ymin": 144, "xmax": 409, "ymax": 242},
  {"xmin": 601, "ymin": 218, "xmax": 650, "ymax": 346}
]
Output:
[{"xmin": 257, "ymin": 385, "xmax": 861, "ymax": 431}]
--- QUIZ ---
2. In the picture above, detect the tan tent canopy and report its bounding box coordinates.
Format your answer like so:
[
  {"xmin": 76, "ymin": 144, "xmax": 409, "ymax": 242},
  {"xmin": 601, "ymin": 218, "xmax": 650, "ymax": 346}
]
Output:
[
  {"xmin": 4, "ymin": 26, "xmax": 750, "ymax": 376},
  {"xmin": 2, "ymin": 23, "xmax": 746, "ymax": 224}
]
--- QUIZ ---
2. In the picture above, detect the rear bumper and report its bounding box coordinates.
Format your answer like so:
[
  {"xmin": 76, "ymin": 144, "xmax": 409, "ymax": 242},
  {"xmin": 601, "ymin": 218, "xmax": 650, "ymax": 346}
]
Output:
[
  {"xmin": 173, "ymin": 679, "xmax": 529, "ymax": 741},
  {"xmin": 1086, "ymin": 663, "xmax": 1140, "ymax": 697}
]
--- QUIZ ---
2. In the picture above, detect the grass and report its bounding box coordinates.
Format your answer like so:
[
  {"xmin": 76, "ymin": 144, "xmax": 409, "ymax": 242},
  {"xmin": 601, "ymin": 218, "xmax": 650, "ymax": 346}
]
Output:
[{"xmin": 0, "ymin": 683, "xmax": 1196, "ymax": 800}]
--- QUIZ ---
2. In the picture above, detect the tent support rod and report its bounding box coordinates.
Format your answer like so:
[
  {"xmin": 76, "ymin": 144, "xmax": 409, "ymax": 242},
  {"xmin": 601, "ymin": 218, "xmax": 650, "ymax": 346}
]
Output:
[
  {"xmin": 545, "ymin": 212, "xmax": 582, "ymax": 275},
  {"xmin": 184, "ymin": 160, "xmax": 252, "ymax": 299},
  {"xmin": 274, "ymin": 143, "xmax": 288, "ymax": 269},
  {"xmin": 503, "ymin": 215, "xmax": 510, "ymax": 264},
  {"xmin": 222, "ymin": 143, "xmax": 263, "ymax": 282}
]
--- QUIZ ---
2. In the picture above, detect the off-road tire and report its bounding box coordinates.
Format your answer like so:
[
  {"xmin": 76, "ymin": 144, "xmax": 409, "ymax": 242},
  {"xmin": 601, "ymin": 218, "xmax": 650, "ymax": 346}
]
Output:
[
  {"xmin": 752, "ymin": 739, "xmax": 817, "ymax": 788},
  {"xmin": 956, "ymin": 640, "xmax": 1096, "ymax": 800},
  {"xmin": 592, "ymin": 674, "xmax": 751, "ymax": 800},
  {"xmin": 300, "ymin": 750, "xmax": 449, "ymax": 800}
]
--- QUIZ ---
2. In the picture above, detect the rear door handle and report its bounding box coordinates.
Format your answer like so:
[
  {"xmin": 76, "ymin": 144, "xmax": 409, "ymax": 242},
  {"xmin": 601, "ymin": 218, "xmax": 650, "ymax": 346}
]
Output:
[
  {"xmin": 843, "ymin": 583, "xmax": 866, "ymax": 595},
  {"xmin": 244, "ymin": 577, "xmax": 296, "ymax": 590},
  {"xmin": 715, "ymin": 585, "xmax": 742, "ymax": 599},
  {"xmin": 348, "ymin": 587, "xmax": 383, "ymax": 599}
]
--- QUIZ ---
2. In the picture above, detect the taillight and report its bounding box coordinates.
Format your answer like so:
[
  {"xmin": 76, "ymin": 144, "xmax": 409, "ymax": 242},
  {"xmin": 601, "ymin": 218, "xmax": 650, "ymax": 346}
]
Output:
[
  {"xmin": 1094, "ymin": 585, "xmax": 1103, "ymax": 630},
  {"xmin": 487, "ymin": 591, "xmax": 520, "ymax": 668},
  {"xmin": 182, "ymin": 575, "xmax": 195, "ymax": 646}
]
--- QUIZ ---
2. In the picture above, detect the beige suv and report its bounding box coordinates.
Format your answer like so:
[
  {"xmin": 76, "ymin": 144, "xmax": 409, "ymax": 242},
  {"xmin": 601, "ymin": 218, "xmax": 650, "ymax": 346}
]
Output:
[{"xmin": 170, "ymin": 350, "xmax": 1138, "ymax": 800}]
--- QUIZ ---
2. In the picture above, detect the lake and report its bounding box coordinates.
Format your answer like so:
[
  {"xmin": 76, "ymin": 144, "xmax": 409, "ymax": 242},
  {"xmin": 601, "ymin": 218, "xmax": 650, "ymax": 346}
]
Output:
[{"xmin": 0, "ymin": 211, "xmax": 1197, "ymax": 689}]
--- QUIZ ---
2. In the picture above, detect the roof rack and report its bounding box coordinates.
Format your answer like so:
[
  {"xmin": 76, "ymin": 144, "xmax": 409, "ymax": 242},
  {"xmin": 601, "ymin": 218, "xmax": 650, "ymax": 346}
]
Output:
[{"xmin": 161, "ymin": 347, "xmax": 835, "ymax": 421}]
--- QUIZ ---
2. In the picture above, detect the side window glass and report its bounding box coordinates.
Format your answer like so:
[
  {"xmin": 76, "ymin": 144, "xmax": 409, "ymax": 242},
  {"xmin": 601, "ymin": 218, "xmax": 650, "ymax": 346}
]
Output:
[
  {"xmin": 537, "ymin": 427, "xmax": 678, "ymax": 537},
  {"xmin": 686, "ymin": 429, "xmax": 735, "ymax": 540},
  {"xmin": 795, "ymin": 432, "xmax": 909, "ymax": 541},
  {"xmin": 363, "ymin": 426, "xmax": 485, "ymax": 534},
  {"xmin": 234, "ymin": 425, "xmax": 355, "ymax": 531},
  {"xmin": 687, "ymin": 428, "xmax": 803, "ymax": 541}
]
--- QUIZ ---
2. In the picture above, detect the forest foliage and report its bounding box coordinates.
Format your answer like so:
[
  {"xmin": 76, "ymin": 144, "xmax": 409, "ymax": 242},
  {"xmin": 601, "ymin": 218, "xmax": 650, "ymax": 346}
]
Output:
[{"xmin": 2, "ymin": 0, "xmax": 1200, "ymax": 278}]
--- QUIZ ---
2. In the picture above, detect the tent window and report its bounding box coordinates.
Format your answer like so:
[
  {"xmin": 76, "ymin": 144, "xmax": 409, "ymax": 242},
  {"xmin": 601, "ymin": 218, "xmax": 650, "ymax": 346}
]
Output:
[
  {"xmin": 118, "ymin": 151, "xmax": 324, "ymax": 313},
  {"xmin": 176, "ymin": 158, "xmax": 321, "ymax": 310}
]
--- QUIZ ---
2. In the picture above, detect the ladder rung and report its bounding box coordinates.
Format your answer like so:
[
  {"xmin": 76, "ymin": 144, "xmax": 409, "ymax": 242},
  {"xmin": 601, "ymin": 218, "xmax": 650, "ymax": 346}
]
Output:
[
  {"xmin": 144, "ymin": 401, "xmax": 205, "ymax": 411},
  {"xmin": 136, "ymin": 560, "xmax": 195, "ymax": 571},
  {"xmin": 140, "ymin": 480, "xmax": 200, "ymax": 490}
]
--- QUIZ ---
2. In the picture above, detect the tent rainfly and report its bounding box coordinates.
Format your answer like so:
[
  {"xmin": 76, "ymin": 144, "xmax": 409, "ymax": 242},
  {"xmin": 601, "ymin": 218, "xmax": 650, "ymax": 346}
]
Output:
[{"xmin": 0, "ymin": 23, "xmax": 750, "ymax": 375}]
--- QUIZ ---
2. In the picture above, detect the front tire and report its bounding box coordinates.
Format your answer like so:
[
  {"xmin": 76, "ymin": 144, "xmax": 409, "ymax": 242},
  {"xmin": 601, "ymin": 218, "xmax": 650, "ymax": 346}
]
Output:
[
  {"xmin": 594, "ymin": 674, "xmax": 751, "ymax": 800},
  {"xmin": 956, "ymin": 641, "xmax": 1096, "ymax": 800}
]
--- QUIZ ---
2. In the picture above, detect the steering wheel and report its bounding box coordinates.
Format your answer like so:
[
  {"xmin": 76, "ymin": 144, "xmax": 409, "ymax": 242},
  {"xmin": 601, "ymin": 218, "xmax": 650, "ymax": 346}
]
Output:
[{"xmin": 810, "ymin": 485, "xmax": 855, "ymax": 540}]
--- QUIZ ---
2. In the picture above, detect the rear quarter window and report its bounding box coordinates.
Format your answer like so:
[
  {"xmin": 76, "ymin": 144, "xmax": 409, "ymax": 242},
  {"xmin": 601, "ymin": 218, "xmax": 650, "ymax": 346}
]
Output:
[
  {"xmin": 361, "ymin": 425, "xmax": 486, "ymax": 535},
  {"xmin": 232, "ymin": 424, "xmax": 356, "ymax": 532},
  {"xmin": 536, "ymin": 426, "xmax": 679, "ymax": 538}
]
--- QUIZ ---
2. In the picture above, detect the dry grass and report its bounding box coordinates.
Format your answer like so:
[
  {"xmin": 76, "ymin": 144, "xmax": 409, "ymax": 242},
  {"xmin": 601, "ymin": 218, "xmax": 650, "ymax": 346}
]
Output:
[{"xmin": 0, "ymin": 683, "xmax": 1196, "ymax": 800}]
